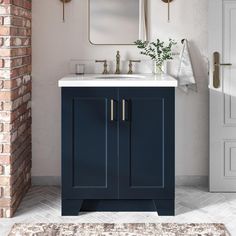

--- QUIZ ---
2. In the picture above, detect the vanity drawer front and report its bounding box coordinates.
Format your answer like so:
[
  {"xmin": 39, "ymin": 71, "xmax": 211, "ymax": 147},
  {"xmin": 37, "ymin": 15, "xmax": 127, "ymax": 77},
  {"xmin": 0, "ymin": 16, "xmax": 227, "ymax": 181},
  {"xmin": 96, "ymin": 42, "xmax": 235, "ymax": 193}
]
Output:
[
  {"xmin": 118, "ymin": 88, "xmax": 175, "ymax": 199},
  {"xmin": 62, "ymin": 88, "xmax": 118, "ymax": 199}
]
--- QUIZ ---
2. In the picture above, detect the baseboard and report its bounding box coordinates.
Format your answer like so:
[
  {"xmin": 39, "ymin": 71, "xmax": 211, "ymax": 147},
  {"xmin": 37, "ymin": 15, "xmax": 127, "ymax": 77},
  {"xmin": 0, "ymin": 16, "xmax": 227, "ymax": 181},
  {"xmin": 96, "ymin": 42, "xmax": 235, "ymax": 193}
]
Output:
[
  {"xmin": 32, "ymin": 175, "xmax": 208, "ymax": 187},
  {"xmin": 175, "ymin": 175, "xmax": 208, "ymax": 187},
  {"xmin": 31, "ymin": 176, "xmax": 61, "ymax": 186}
]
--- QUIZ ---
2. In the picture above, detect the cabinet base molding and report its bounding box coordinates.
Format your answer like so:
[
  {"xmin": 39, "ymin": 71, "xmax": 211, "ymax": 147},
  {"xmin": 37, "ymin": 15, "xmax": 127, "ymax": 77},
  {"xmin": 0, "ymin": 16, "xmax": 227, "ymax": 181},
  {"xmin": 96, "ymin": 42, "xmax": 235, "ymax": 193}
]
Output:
[
  {"xmin": 32, "ymin": 176, "xmax": 208, "ymax": 187},
  {"xmin": 153, "ymin": 199, "xmax": 175, "ymax": 216},
  {"xmin": 62, "ymin": 199, "xmax": 83, "ymax": 216},
  {"xmin": 62, "ymin": 199, "xmax": 175, "ymax": 216}
]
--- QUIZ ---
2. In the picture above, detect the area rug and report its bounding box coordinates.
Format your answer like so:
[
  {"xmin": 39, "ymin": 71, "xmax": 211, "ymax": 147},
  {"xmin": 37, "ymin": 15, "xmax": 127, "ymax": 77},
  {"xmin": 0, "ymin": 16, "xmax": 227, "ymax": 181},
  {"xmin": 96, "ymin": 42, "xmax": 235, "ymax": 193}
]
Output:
[{"xmin": 8, "ymin": 223, "xmax": 230, "ymax": 236}]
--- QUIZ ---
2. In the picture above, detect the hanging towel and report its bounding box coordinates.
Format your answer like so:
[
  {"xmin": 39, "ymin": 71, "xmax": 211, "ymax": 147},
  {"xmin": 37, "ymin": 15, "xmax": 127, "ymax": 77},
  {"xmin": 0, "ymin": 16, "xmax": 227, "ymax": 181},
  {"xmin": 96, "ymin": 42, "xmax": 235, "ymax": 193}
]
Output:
[{"xmin": 177, "ymin": 39, "xmax": 197, "ymax": 93}]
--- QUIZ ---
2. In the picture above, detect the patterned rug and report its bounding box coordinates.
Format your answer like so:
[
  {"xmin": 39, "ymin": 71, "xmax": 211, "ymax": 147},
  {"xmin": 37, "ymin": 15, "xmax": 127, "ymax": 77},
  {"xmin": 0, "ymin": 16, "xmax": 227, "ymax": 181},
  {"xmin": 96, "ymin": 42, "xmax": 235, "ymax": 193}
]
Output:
[{"xmin": 8, "ymin": 223, "xmax": 230, "ymax": 236}]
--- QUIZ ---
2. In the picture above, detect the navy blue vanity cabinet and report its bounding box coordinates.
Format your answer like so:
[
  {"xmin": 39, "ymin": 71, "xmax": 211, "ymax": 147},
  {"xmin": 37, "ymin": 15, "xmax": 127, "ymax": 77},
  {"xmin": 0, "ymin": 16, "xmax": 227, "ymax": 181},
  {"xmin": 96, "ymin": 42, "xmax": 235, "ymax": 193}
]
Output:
[
  {"xmin": 62, "ymin": 87, "xmax": 175, "ymax": 216},
  {"xmin": 62, "ymin": 88, "xmax": 119, "ymax": 215},
  {"xmin": 119, "ymin": 88, "xmax": 175, "ymax": 215}
]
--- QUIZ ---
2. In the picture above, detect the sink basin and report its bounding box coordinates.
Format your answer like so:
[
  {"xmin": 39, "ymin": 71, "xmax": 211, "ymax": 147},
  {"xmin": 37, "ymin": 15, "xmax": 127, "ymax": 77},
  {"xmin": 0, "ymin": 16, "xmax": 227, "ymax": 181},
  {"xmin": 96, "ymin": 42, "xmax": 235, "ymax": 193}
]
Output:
[{"xmin": 84, "ymin": 74, "xmax": 146, "ymax": 80}]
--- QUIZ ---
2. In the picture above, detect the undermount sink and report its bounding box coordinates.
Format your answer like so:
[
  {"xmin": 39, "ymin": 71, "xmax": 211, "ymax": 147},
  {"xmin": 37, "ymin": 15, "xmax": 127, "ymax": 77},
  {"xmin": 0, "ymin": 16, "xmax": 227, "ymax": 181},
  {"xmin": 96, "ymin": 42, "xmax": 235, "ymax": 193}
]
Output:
[{"xmin": 84, "ymin": 74, "xmax": 146, "ymax": 79}]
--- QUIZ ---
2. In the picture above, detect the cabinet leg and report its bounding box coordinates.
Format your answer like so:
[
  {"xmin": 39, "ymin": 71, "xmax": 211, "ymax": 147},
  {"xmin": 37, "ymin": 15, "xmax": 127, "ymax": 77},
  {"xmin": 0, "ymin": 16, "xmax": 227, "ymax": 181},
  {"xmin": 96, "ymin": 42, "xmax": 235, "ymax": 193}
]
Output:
[
  {"xmin": 62, "ymin": 199, "xmax": 83, "ymax": 216},
  {"xmin": 153, "ymin": 199, "xmax": 175, "ymax": 216}
]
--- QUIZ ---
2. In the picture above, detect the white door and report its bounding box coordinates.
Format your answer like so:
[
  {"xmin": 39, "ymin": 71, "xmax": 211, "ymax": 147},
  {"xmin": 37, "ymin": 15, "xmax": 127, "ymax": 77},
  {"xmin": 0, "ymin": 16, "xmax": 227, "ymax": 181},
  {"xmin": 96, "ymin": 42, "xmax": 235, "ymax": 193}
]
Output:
[{"xmin": 209, "ymin": 0, "xmax": 236, "ymax": 191}]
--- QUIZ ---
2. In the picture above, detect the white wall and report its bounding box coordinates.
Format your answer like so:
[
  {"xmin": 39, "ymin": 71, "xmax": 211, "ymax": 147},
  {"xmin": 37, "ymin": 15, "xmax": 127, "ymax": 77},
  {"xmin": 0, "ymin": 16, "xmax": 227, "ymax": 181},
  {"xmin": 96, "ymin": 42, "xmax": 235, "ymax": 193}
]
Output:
[{"xmin": 32, "ymin": 0, "xmax": 209, "ymax": 180}]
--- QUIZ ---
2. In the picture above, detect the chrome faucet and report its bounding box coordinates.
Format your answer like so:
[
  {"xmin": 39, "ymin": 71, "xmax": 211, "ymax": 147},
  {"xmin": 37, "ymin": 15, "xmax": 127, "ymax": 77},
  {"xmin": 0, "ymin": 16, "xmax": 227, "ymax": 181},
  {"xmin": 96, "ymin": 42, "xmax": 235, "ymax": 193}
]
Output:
[{"xmin": 115, "ymin": 51, "xmax": 121, "ymax": 74}]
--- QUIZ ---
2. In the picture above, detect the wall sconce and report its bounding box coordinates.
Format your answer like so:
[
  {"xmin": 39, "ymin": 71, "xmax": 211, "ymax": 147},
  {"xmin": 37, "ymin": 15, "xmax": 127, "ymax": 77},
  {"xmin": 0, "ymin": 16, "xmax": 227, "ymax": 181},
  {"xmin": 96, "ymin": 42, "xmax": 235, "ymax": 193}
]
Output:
[
  {"xmin": 161, "ymin": 0, "xmax": 174, "ymax": 22},
  {"xmin": 60, "ymin": 0, "xmax": 72, "ymax": 22}
]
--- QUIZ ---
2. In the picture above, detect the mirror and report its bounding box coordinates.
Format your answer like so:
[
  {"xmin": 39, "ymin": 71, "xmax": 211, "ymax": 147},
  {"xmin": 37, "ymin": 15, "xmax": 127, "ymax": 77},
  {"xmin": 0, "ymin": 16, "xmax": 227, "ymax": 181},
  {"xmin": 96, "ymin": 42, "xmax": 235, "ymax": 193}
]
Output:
[{"xmin": 89, "ymin": 0, "xmax": 148, "ymax": 45}]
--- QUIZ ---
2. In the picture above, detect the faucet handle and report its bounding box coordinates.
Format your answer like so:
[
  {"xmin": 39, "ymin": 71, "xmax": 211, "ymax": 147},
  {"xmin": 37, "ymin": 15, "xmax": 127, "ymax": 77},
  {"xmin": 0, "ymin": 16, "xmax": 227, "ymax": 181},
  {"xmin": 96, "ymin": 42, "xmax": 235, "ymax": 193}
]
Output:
[
  {"xmin": 95, "ymin": 60, "xmax": 108, "ymax": 74},
  {"xmin": 128, "ymin": 60, "xmax": 141, "ymax": 74}
]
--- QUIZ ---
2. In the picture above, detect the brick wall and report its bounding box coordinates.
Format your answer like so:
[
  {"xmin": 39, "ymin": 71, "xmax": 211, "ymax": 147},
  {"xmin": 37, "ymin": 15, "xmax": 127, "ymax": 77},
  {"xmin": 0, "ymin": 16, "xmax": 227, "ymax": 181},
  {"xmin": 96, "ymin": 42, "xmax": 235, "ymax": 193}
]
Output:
[{"xmin": 0, "ymin": 0, "xmax": 31, "ymax": 218}]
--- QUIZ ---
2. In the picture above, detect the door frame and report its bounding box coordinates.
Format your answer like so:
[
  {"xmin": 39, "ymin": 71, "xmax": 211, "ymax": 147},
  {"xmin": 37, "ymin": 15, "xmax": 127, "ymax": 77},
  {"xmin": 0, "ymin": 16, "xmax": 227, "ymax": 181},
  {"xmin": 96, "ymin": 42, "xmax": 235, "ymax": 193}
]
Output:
[{"xmin": 209, "ymin": 0, "xmax": 223, "ymax": 192}]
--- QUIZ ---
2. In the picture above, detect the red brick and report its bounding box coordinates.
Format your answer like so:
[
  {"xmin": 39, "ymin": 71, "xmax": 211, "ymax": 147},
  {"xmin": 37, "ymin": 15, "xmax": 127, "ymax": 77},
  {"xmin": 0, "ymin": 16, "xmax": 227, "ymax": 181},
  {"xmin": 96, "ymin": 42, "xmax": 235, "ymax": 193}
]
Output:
[
  {"xmin": 0, "ymin": 48, "xmax": 10, "ymax": 57},
  {"xmin": 0, "ymin": 16, "xmax": 4, "ymax": 25},
  {"xmin": 0, "ymin": 102, "xmax": 3, "ymax": 111},
  {"xmin": 3, "ymin": 143, "xmax": 10, "ymax": 153},
  {"xmin": 0, "ymin": 26, "xmax": 10, "ymax": 36},
  {"xmin": 0, "ymin": 156, "xmax": 11, "ymax": 165},
  {"xmin": 0, "ymin": 176, "xmax": 11, "ymax": 186},
  {"xmin": 0, "ymin": 133, "xmax": 10, "ymax": 143},
  {"xmin": 0, "ymin": 165, "xmax": 3, "ymax": 175},
  {"xmin": 2, "ymin": 80, "xmax": 10, "ymax": 89},
  {"xmin": 0, "ymin": 198, "xmax": 11, "ymax": 207},
  {"xmin": 0, "ymin": 59, "xmax": 4, "ymax": 68},
  {"xmin": 0, "ymin": 38, "xmax": 3, "ymax": 46},
  {"xmin": 0, "ymin": 0, "xmax": 31, "ymax": 218},
  {"xmin": 0, "ymin": 0, "xmax": 12, "ymax": 4},
  {"xmin": 3, "ymin": 123, "xmax": 11, "ymax": 132},
  {"xmin": 0, "ymin": 91, "xmax": 11, "ymax": 101},
  {"xmin": 0, "ymin": 5, "xmax": 10, "ymax": 15}
]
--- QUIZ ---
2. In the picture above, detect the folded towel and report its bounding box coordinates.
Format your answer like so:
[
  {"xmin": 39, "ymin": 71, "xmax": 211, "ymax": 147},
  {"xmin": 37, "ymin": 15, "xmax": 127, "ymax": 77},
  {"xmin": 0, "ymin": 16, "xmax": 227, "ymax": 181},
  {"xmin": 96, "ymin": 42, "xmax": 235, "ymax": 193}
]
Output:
[{"xmin": 177, "ymin": 39, "xmax": 197, "ymax": 93}]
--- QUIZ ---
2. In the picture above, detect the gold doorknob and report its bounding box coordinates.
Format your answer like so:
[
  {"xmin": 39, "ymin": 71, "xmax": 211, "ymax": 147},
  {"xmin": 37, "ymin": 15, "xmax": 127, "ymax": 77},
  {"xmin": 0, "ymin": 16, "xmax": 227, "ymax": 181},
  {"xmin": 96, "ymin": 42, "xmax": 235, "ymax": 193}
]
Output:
[{"xmin": 213, "ymin": 52, "xmax": 232, "ymax": 89}]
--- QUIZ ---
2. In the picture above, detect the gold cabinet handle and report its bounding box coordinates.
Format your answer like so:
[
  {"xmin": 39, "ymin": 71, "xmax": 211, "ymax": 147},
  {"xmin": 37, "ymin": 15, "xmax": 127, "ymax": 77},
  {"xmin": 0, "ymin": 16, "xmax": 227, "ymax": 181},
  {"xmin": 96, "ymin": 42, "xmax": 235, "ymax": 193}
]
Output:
[
  {"xmin": 213, "ymin": 52, "xmax": 232, "ymax": 89},
  {"xmin": 122, "ymin": 99, "xmax": 126, "ymax": 121},
  {"xmin": 111, "ymin": 99, "xmax": 114, "ymax": 121}
]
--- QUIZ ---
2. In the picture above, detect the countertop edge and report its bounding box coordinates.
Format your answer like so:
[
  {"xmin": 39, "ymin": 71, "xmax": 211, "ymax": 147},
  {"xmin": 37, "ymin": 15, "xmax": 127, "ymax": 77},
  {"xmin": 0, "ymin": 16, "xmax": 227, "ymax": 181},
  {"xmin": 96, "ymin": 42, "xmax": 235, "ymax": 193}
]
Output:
[{"xmin": 58, "ymin": 74, "xmax": 178, "ymax": 88}]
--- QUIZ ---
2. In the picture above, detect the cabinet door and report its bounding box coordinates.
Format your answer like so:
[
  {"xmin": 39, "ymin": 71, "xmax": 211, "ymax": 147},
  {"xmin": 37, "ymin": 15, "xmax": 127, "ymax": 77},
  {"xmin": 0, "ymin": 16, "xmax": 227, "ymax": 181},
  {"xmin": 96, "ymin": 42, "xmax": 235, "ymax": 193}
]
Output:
[
  {"xmin": 62, "ymin": 88, "xmax": 118, "ymax": 199},
  {"xmin": 119, "ymin": 88, "xmax": 175, "ymax": 199}
]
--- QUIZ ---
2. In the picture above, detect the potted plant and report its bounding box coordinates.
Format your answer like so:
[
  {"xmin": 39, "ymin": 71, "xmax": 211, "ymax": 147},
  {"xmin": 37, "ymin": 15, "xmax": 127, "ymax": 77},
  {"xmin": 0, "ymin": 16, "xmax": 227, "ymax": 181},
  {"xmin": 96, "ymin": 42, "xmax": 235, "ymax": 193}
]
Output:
[{"xmin": 134, "ymin": 38, "xmax": 177, "ymax": 75}]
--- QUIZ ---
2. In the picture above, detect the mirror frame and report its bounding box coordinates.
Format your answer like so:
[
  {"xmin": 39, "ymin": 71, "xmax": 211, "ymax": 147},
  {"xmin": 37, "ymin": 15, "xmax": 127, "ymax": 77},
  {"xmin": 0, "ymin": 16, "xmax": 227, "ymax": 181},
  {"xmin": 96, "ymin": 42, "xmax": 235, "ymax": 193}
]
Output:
[{"xmin": 88, "ymin": 0, "xmax": 148, "ymax": 45}]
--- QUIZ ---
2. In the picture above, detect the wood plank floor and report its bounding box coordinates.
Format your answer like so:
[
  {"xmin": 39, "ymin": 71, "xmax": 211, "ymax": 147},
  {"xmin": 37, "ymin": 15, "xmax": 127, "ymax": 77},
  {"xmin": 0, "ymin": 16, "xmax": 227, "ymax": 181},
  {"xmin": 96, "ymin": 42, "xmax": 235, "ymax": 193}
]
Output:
[{"xmin": 1, "ymin": 186, "xmax": 236, "ymax": 235}]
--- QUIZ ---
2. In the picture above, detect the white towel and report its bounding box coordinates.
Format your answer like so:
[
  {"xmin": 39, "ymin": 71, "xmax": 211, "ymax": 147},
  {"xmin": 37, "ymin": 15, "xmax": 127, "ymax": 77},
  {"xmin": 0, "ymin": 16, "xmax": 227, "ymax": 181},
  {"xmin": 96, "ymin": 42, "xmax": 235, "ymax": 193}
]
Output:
[{"xmin": 177, "ymin": 39, "xmax": 197, "ymax": 93}]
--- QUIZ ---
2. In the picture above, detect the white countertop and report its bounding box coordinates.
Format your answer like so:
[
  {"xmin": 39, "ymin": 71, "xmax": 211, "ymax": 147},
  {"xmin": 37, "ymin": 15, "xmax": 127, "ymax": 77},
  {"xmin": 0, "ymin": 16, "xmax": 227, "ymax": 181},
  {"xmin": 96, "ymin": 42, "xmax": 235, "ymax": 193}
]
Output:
[{"xmin": 58, "ymin": 74, "xmax": 178, "ymax": 87}]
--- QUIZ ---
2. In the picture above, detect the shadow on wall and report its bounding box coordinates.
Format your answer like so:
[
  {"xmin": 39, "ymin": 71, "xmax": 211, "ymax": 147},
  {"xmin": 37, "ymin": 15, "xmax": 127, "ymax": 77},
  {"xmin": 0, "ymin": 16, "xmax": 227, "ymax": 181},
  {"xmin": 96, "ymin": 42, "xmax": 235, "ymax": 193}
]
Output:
[
  {"xmin": 169, "ymin": 40, "xmax": 209, "ymax": 178},
  {"xmin": 189, "ymin": 41, "xmax": 209, "ymax": 86}
]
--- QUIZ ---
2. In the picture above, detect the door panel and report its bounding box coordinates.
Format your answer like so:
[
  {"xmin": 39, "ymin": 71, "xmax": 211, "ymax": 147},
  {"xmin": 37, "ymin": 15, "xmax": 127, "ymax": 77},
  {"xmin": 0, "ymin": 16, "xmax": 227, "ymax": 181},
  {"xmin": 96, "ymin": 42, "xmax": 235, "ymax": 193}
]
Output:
[
  {"xmin": 119, "ymin": 88, "xmax": 175, "ymax": 199},
  {"xmin": 73, "ymin": 98, "xmax": 108, "ymax": 187},
  {"xmin": 129, "ymin": 98, "xmax": 164, "ymax": 188},
  {"xmin": 209, "ymin": 0, "xmax": 236, "ymax": 191},
  {"xmin": 224, "ymin": 141, "xmax": 236, "ymax": 177},
  {"xmin": 62, "ymin": 88, "xmax": 118, "ymax": 199},
  {"xmin": 224, "ymin": 2, "xmax": 236, "ymax": 125}
]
